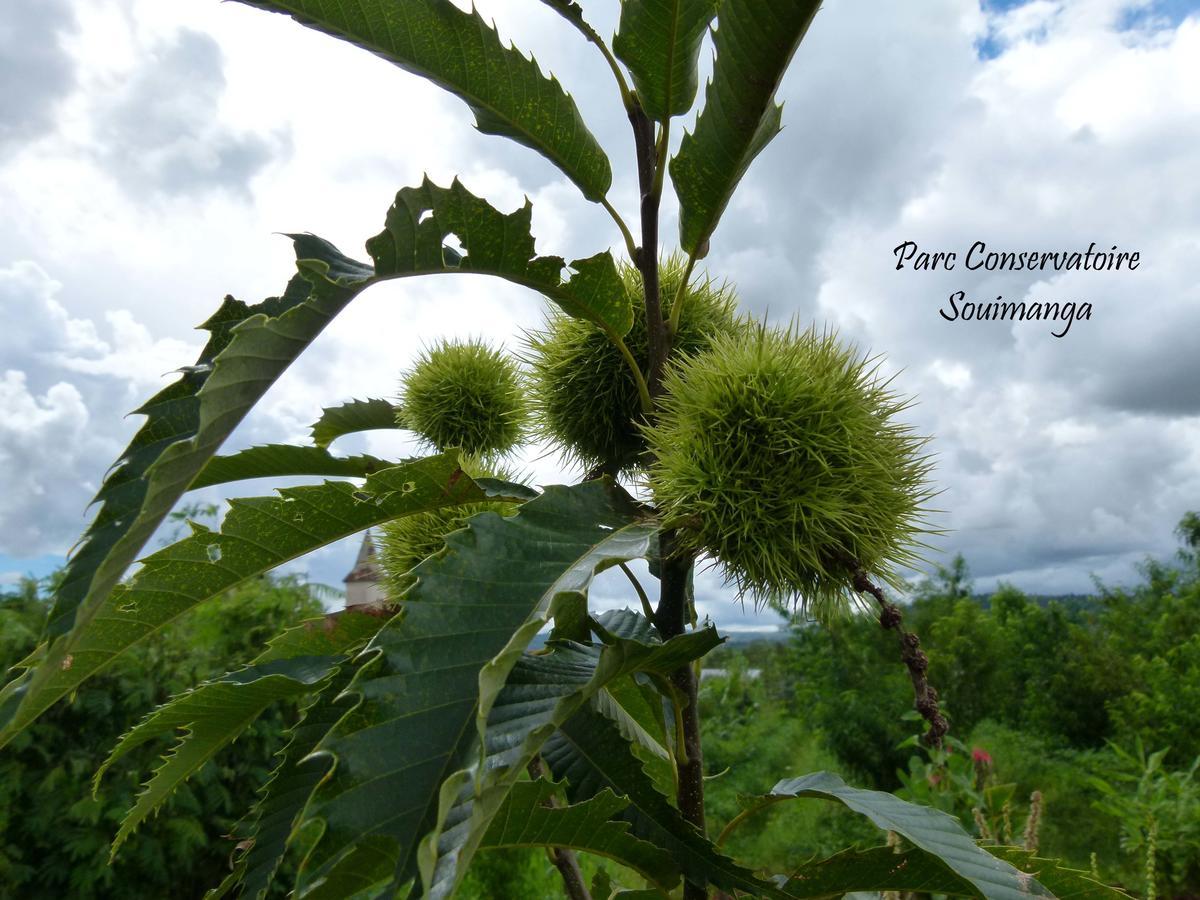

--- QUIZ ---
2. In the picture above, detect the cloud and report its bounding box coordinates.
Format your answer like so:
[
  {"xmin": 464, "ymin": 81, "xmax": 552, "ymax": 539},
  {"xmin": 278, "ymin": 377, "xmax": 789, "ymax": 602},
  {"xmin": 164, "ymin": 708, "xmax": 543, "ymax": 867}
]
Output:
[
  {"xmin": 0, "ymin": 0, "xmax": 78, "ymax": 155},
  {"xmin": 93, "ymin": 28, "xmax": 287, "ymax": 197},
  {"xmin": 0, "ymin": 260, "xmax": 200, "ymax": 558},
  {"xmin": 0, "ymin": 371, "xmax": 99, "ymax": 557}
]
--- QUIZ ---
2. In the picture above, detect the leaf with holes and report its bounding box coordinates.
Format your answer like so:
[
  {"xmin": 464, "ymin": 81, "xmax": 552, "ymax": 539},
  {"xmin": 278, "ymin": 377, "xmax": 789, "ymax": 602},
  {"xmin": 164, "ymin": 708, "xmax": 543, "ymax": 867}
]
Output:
[{"xmin": 366, "ymin": 178, "xmax": 633, "ymax": 336}]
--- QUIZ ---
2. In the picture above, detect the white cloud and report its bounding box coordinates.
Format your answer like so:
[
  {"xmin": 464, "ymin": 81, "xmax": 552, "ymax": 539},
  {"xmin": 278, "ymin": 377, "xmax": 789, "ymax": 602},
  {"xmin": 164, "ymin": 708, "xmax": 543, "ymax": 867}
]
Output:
[{"xmin": 0, "ymin": 260, "xmax": 200, "ymax": 557}]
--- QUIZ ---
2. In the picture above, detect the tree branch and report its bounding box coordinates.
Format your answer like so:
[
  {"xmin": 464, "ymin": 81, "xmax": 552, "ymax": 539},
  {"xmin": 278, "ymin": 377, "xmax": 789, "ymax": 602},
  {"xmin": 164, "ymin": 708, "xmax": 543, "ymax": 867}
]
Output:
[
  {"xmin": 527, "ymin": 757, "xmax": 592, "ymax": 900},
  {"xmin": 850, "ymin": 569, "xmax": 949, "ymax": 748}
]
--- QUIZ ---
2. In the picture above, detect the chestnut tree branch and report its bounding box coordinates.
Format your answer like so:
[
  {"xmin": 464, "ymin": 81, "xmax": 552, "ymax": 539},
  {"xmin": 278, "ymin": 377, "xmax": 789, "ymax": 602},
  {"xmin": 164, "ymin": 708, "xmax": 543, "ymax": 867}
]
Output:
[{"xmin": 850, "ymin": 569, "xmax": 949, "ymax": 748}]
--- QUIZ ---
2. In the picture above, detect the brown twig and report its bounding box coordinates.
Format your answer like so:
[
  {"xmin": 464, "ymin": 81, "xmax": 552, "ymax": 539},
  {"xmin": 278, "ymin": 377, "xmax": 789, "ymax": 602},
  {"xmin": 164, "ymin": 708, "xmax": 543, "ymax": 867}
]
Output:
[
  {"xmin": 527, "ymin": 757, "xmax": 591, "ymax": 900},
  {"xmin": 850, "ymin": 569, "xmax": 948, "ymax": 748}
]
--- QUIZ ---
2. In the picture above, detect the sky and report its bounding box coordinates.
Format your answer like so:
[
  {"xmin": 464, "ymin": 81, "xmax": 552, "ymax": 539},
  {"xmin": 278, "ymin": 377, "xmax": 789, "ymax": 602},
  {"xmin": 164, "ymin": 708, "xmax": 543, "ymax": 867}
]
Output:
[{"xmin": 1, "ymin": 0, "xmax": 1198, "ymax": 634}]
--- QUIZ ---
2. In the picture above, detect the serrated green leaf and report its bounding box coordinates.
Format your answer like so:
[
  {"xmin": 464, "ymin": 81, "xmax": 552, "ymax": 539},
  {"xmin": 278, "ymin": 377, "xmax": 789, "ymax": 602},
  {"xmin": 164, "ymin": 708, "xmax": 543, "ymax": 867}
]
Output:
[
  {"xmin": 44, "ymin": 237, "xmax": 368, "ymax": 643},
  {"xmin": 1, "ymin": 174, "xmax": 635, "ymax": 753},
  {"xmin": 98, "ymin": 610, "xmax": 384, "ymax": 857},
  {"xmin": 778, "ymin": 844, "xmax": 1129, "ymax": 899},
  {"xmin": 480, "ymin": 780, "xmax": 677, "ymax": 891},
  {"xmin": 593, "ymin": 675, "xmax": 676, "ymax": 801},
  {"xmin": 988, "ymin": 848, "xmax": 1131, "ymax": 900},
  {"xmin": 2, "ymin": 172, "xmax": 627, "ymax": 749},
  {"xmin": 238, "ymin": 663, "xmax": 362, "ymax": 900},
  {"xmin": 0, "ymin": 236, "xmax": 382, "ymax": 749},
  {"xmin": 1, "ymin": 456, "xmax": 510, "ymax": 750},
  {"xmin": 670, "ymin": 0, "xmax": 822, "ymax": 253},
  {"xmin": 290, "ymin": 480, "xmax": 659, "ymax": 897},
  {"xmin": 366, "ymin": 177, "xmax": 633, "ymax": 336},
  {"xmin": 311, "ymin": 398, "xmax": 400, "ymax": 448},
  {"xmin": 192, "ymin": 444, "xmax": 390, "ymax": 490},
  {"xmin": 235, "ymin": 0, "xmax": 611, "ymax": 201},
  {"xmin": 256, "ymin": 608, "xmax": 393, "ymax": 665},
  {"xmin": 588, "ymin": 611, "xmax": 679, "ymax": 801},
  {"xmin": 761, "ymin": 773, "xmax": 1053, "ymax": 899},
  {"xmin": 420, "ymin": 616, "xmax": 718, "ymax": 898},
  {"xmin": 99, "ymin": 655, "xmax": 341, "ymax": 855},
  {"xmin": 614, "ymin": 0, "xmax": 718, "ymax": 121},
  {"xmin": 544, "ymin": 705, "xmax": 778, "ymax": 897}
]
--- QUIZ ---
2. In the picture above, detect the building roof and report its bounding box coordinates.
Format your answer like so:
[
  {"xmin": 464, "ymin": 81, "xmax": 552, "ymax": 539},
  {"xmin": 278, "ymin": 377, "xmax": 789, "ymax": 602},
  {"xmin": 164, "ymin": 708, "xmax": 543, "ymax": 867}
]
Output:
[{"xmin": 344, "ymin": 531, "xmax": 382, "ymax": 584}]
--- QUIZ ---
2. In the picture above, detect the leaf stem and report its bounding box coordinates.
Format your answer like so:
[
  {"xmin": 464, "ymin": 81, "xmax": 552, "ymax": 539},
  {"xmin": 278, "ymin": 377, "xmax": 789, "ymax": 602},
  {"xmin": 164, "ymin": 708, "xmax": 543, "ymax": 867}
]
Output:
[
  {"xmin": 715, "ymin": 799, "xmax": 784, "ymax": 850},
  {"xmin": 602, "ymin": 326, "xmax": 653, "ymax": 417},
  {"xmin": 667, "ymin": 254, "xmax": 698, "ymax": 336},
  {"xmin": 619, "ymin": 562, "xmax": 655, "ymax": 620},
  {"xmin": 571, "ymin": 9, "xmax": 634, "ymax": 110},
  {"xmin": 601, "ymin": 196, "xmax": 639, "ymax": 263},
  {"xmin": 652, "ymin": 121, "xmax": 670, "ymax": 199}
]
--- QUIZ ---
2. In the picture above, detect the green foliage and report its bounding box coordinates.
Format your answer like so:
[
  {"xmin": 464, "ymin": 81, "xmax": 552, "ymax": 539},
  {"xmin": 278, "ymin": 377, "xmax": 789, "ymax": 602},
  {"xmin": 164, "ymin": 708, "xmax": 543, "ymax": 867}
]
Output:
[
  {"xmin": 780, "ymin": 845, "xmax": 1123, "ymax": 899},
  {"xmin": 192, "ymin": 444, "xmax": 388, "ymax": 489},
  {"xmin": 479, "ymin": 780, "xmax": 678, "ymax": 891},
  {"xmin": 400, "ymin": 339, "xmax": 528, "ymax": 457},
  {"xmin": 786, "ymin": 521, "xmax": 1200, "ymax": 895},
  {"xmin": 294, "ymin": 482, "xmax": 658, "ymax": 897},
  {"xmin": 376, "ymin": 461, "xmax": 520, "ymax": 599},
  {"xmin": 545, "ymin": 705, "xmax": 782, "ymax": 897},
  {"xmin": 699, "ymin": 658, "xmax": 875, "ymax": 872},
  {"xmin": 0, "ymin": 456, "xmax": 508, "ymax": 749},
  {"xmin": 525, "ymin": 254, "xmax": 743, "ymax": 472},
  {"xmin": 96, "ymin": 611, "xmax": 382, "ymax": 856},
  {"xmin": 646, "ymin": 325, "xmax": 934, "ymax": 613},
  {"xmin": 895, "ymin": 728, "xmax": 1041, "ymax": 852},
  {"xmin": 1089, "ymin": 741, "xmax": 1200, "ymax": 898},
  {"xmin": 0, "ymin": 575, "xmax": 321, "ymax": 899}
]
